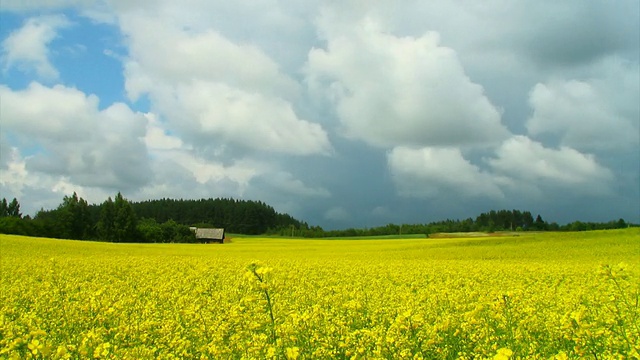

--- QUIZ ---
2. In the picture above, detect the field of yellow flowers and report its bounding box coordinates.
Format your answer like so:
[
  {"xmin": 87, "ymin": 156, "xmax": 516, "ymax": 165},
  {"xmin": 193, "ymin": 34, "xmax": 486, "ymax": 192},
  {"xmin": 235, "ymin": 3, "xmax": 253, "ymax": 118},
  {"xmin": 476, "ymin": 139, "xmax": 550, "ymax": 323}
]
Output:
[{"xmin": 1, "ymin": 229, "xmax": 638, "ymax": 359}]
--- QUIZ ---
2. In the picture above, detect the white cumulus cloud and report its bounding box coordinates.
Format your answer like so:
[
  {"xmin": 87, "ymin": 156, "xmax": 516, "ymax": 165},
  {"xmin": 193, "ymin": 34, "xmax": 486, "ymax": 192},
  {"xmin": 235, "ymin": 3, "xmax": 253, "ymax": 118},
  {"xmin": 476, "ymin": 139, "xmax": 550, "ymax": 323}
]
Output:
[
  {"xmin": 1, "ymin": 0, "xmax": 637, "ymax": 225},
  {"xmin": 388, "ymin": 146, "xmax": 504, "ymax": 199},
  {"xmin": 488, "ymin": 136, "xmax": 614, "ymax": 195},
  {"xmin": 307, "ymin": 16, "xmax": 510, "ymax": 148},
  {"xmin": 1, "ymin": 14, "xmax": 71, "ymax": 80},
  {"xmin": 119, "ymin": 14, "xmax": 331, "ymax": 156},
  {"xmin": 143, "ymin": 113, "xmax": 184, "ymax": 151},
  {"xmin": 158, "ymin": 81, "xmax": 332, "ymax": 156},
  {"xmin": 526, "ymin": 59, "xmax": 640, "ymax": 151},
  {"xmin": 0, "ymin": 82, "xmax": 151, "ymax": 190}
]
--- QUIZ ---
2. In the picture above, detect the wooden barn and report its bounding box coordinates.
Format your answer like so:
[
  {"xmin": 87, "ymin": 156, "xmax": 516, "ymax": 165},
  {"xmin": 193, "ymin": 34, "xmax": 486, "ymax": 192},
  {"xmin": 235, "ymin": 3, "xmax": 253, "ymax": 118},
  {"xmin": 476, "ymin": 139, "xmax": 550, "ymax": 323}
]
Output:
[{"xmin": 195, "ymin": 228, "xmax": 225, "ymax": 244}]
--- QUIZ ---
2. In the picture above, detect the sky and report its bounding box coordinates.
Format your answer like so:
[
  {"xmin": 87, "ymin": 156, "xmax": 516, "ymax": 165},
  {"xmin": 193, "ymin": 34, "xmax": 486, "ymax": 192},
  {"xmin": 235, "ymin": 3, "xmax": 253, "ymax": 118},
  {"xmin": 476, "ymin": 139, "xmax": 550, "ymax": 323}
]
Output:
[{"xmin": 0, "ymin": 1, "xmax": 638, "ymax": 229}]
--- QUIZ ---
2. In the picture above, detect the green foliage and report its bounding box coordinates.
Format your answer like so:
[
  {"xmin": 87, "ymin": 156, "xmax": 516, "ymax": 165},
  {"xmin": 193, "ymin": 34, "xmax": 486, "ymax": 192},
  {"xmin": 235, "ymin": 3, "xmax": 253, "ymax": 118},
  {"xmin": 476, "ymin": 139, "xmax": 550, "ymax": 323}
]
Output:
[
  {"xmin": 7, "ymin": 198, "xmax": 21, "ymax": 218},
  {"xmin": 113, "ymin": 192, "xmax": 138, "ymax": 242},
  {"xmin": 274, "ymin": 209, "xmax": 633, "ymax": 238},
  {"xmin": 0, "ymin": 217, "xmax": 37, "ymax": 236},
  {"xmin": 97, "ymin": 197, "xmax": 115, "ymax": 241},
  {"xmin": 475, "ymin": 209, "xmax": 538, "ymax": 231},
  {"xmin": 0, "ymin": 198, "xmax": 22, "ymax": 218},
  {"xmin": 27, "ymin": 192, "xmax": 138, "ymax": 242},
  {"xmin": 137, "ymin": 218, "xmax": 163, "ymax": 243},
  {"xmin": 58, "ymin": 192, "xmax": 92, "ymax": 240},
  {"xmin": 0, "ymin": 198, "xmax": 6, "ymax": 218},
  {"xmin": 6, "ymin": 192, "xmax": 637, "ymax": 242},
  {"xmin": 24, "ymin": 193, "xmax": 93, "ymax": 240},
  {"xmin": 27, "ymin": 195, "xmax": 297, "ymax": 241},
  {"xmin": 563, "ymin": 219, "xmax": 630, "ymax": 231},
  {"xmin": 534, "ymin": 214, "xmax": 548, "ymax": 230},
  {"xmin": 131, "ymin": 198, "xmax": 295, "ymax": 235},
  {"xmin": 137, "ymin": 218, "xmax": 196, "ymax": 243}
]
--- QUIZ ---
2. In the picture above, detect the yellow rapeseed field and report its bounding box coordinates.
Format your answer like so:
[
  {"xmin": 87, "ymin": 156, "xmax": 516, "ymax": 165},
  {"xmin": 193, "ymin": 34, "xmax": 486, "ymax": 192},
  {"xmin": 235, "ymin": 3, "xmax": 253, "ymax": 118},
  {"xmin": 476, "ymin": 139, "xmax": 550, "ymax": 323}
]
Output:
[{"xmin": 1, "ymin": 229, "xmax": 638, "ymax": 359}]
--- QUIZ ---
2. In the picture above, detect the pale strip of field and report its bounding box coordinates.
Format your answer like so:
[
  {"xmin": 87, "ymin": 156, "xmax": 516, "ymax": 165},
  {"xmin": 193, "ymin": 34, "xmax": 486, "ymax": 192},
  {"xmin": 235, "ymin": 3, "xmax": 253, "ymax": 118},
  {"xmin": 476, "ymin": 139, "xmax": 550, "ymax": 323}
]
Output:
[{"xmin": 428, "ymin": 231, "xmax": 524, "ymax": 238}]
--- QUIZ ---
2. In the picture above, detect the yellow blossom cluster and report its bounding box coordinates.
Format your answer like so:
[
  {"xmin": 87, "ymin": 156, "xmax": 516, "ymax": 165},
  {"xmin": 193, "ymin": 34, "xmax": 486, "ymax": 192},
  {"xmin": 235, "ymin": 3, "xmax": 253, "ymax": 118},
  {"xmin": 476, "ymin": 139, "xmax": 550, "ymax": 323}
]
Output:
[{"xmin": 0, "ymin": 228, "xmax": 638, "ymax": 359}]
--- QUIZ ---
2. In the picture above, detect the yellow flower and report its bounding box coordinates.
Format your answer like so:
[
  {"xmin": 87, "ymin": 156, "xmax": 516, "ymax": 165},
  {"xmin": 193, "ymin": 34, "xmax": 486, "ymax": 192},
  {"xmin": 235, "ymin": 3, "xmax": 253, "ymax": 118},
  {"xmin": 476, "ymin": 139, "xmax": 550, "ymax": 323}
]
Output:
[
  {"xmin": 1, "ymin": 229, "xmax": 638, "ymax": 359},
  {"xmin": 553, "ymin": 351, "xmax": 569, "ymax": 360},
  {"xmin": 493, "ymin": 347, "xmax": 513, "ymax": 360},
  {"xmin": 266, "ymin": 346, "xmax": 277, "ymax": 358},
  {"xmin": 256, "ymin": 267, "xmax": 272, "ymax": 275},
  {"xmin": 286, "ymin": 346, "xmax": 300, "ymax": 360},
  {"xmin": 56, "ymin": 345, "xmax": 67, "ymax": 357},
  {"xmin": 27, "ymin": 339, "xmax": 42, "ymax": 355}
]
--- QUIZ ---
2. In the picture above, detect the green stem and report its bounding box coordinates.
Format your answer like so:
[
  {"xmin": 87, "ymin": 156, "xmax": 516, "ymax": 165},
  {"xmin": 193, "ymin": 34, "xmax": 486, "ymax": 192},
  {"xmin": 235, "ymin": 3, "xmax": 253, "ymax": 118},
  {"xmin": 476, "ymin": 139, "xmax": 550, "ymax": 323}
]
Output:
[{"xmin": 251, "ymin": 268, "xmax": 277, "ymax": 344}]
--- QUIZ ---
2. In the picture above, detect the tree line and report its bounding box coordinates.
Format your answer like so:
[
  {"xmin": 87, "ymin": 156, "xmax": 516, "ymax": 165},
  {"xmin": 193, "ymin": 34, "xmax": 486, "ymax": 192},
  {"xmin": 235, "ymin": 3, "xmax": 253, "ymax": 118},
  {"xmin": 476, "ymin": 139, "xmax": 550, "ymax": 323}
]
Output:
[
  {"xmin": 0, "ymin": 196, "xmax": 633, "ymax": 241},
  {"xmin": 0, "ymin": 194, "xmax": 303, "ymax": 242},
  {"xmin": 132, "ymin": 198, "xmax": 302, "ymax": 234},
  {"xmin": 0, "ymin": 198, "xmax": 21, "ymax": 218},
  {"xmin": 267, "ymin": 209, "xmax": 632, "ymax": 238}
]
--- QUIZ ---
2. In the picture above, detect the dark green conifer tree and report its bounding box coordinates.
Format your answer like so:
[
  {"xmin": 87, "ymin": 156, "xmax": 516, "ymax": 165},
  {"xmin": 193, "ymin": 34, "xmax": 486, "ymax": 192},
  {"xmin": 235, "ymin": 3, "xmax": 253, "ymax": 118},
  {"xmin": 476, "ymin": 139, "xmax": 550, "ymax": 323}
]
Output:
[
  {"xmin": 113, "ymin": 192, "xmax": 138, "ymax": 242},
  {"xmin": 97, "ymin": 197, "xmax": 115, "ymax": 241}
]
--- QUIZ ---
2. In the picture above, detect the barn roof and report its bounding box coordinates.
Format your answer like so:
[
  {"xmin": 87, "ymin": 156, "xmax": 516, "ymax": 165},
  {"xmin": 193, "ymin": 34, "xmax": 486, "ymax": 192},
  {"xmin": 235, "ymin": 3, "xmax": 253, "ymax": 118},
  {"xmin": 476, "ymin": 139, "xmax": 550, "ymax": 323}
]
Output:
[{"xmin": 195, "ymin": 228, "xmax": 225, "ymax": 240}]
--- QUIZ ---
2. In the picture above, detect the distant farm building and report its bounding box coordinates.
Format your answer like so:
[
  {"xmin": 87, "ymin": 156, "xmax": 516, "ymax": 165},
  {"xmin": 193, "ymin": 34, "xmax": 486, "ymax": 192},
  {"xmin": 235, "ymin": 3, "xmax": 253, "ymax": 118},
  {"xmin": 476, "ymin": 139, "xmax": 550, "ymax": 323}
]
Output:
[{"xmin": 194, "ymin": 228, "xmax": 225, "ymax": 244}]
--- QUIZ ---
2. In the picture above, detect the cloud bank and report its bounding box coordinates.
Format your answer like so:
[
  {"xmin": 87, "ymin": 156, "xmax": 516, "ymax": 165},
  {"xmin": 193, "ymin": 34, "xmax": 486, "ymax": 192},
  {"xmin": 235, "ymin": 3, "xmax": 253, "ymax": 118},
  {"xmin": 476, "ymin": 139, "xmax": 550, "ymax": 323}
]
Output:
[{"xmin": 0, "ymin": 1, "xmax": 638, "ymax": 228}]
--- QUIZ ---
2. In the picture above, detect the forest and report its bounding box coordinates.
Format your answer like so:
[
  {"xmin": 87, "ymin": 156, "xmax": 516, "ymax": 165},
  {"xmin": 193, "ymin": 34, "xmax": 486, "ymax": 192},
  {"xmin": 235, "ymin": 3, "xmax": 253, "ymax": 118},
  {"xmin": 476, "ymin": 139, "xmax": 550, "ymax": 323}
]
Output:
[
  {"xmin": 0, "ymin": 194, "xmax": 632, "ymax": 243},
  {"xmin": 0, "ymin": 194, "xmax": 303, "ymax": 242}
]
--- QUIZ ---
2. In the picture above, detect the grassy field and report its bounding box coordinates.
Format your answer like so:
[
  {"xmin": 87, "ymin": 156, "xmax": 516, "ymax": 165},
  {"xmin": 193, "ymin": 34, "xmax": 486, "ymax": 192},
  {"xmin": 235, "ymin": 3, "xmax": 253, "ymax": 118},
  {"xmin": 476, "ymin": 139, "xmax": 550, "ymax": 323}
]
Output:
[{"xmin": 1, "ymin": 229, "xmax": 638, "ymax": 359}]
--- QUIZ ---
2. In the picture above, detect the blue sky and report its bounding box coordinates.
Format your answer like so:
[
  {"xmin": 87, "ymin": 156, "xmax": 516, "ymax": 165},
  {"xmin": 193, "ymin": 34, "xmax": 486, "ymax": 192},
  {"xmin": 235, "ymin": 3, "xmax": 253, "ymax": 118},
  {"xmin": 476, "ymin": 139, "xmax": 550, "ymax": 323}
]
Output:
[{"xmin": 1, "ymin": 1, "xmax": 639, "ymax": 229}]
